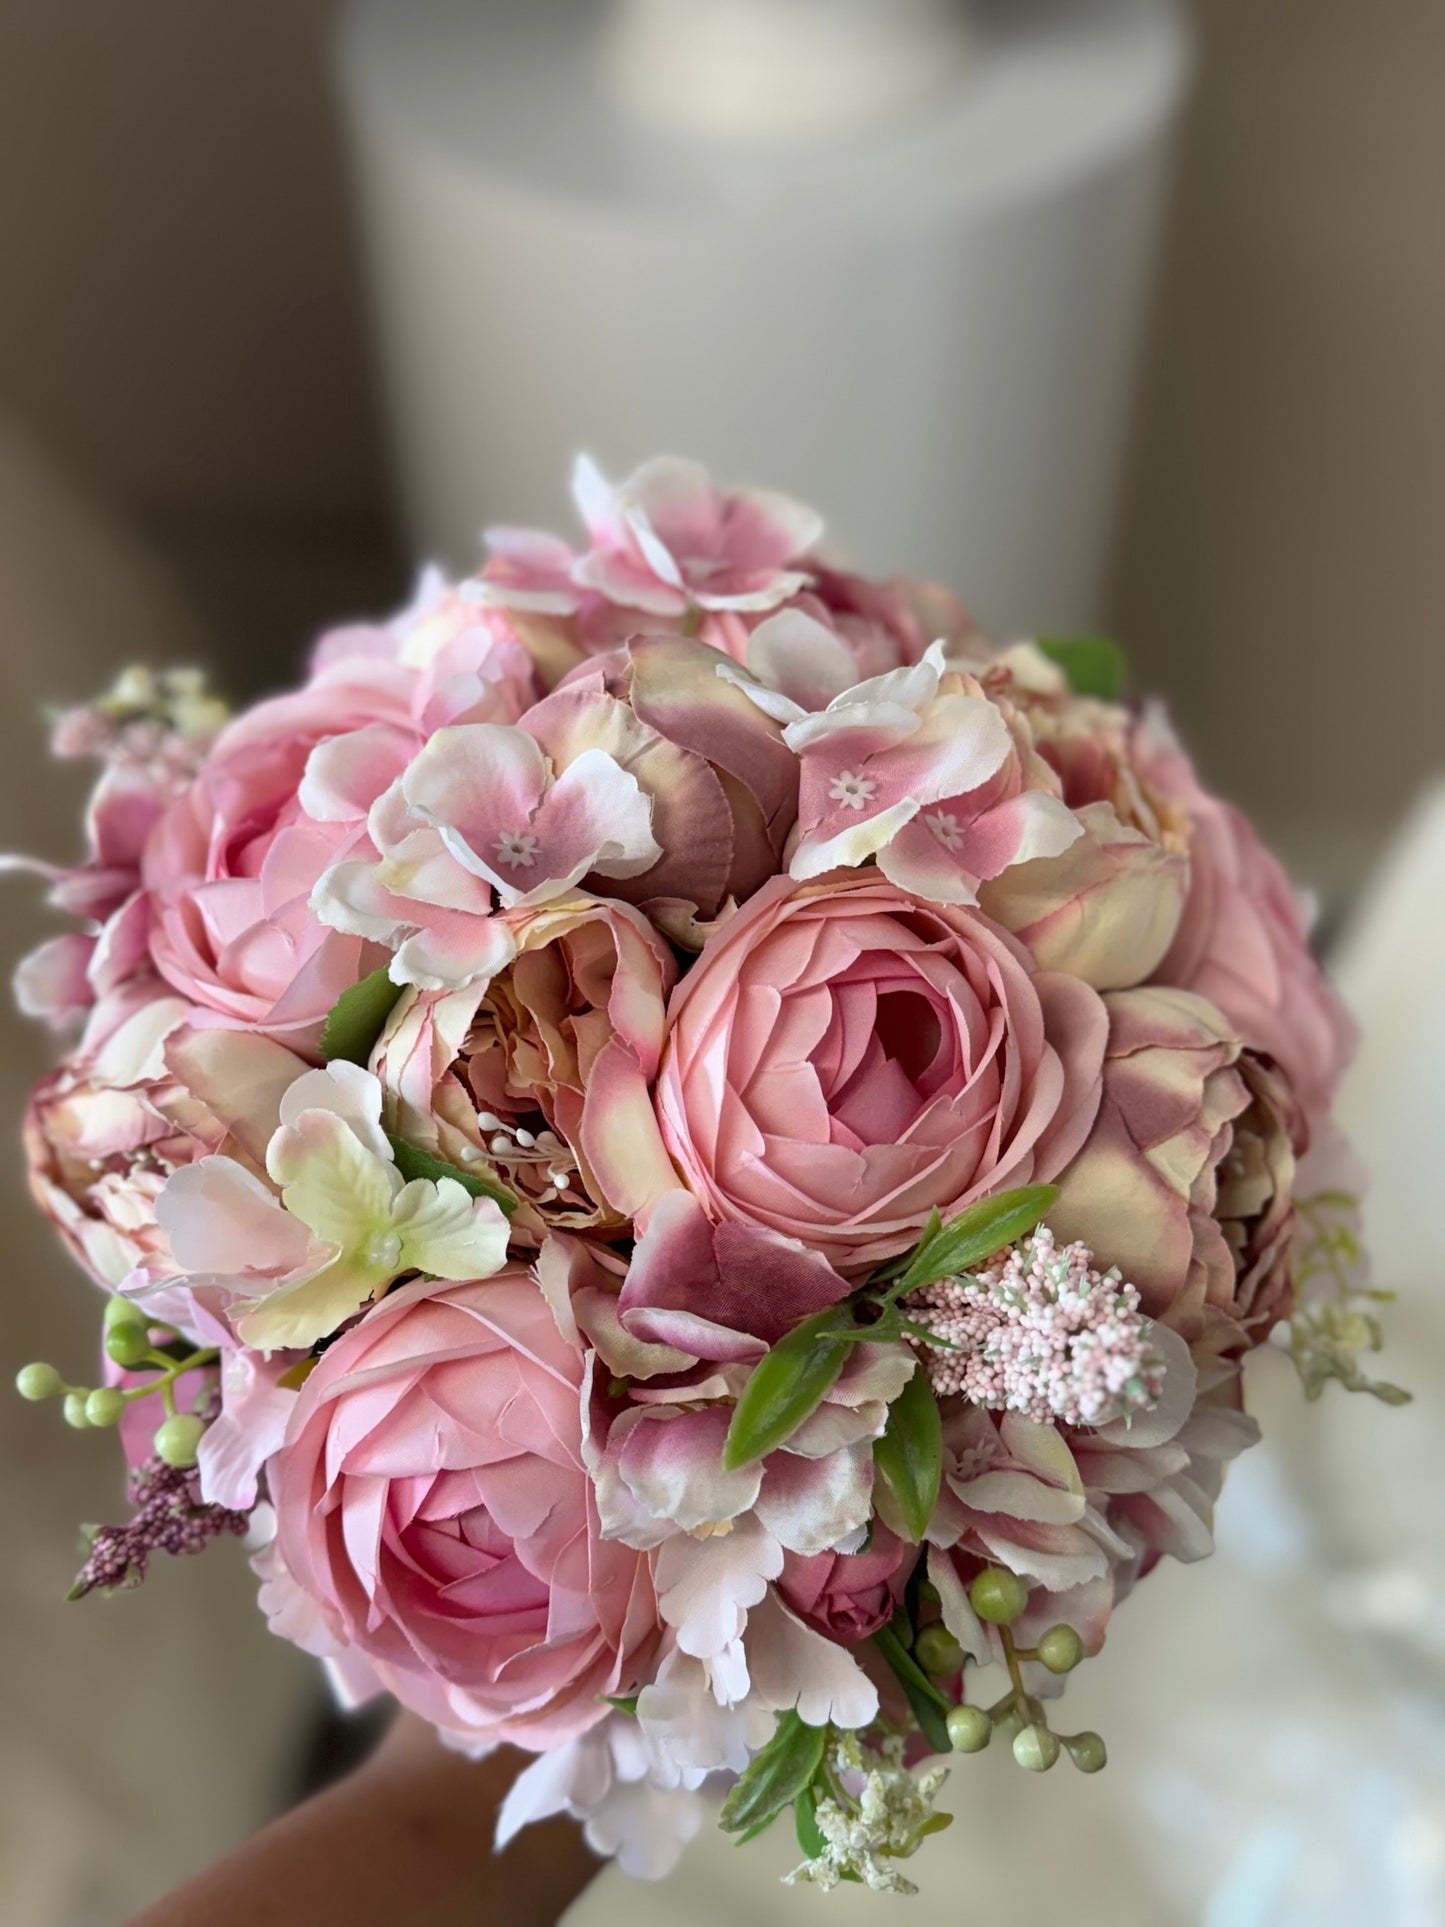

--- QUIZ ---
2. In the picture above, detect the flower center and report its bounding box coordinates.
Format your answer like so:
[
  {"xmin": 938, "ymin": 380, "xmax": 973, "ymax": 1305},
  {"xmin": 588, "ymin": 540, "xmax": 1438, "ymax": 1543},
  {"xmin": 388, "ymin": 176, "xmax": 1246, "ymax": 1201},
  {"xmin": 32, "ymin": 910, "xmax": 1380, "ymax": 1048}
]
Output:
[
  {"xmin": 365, "ymin": 1230, "xmax": 403, "ymax": 1272},
  {"xmin": 828, "ymin": 769, "xmax": 877, "ymax": 811},
  {"xmin": 493, "ymin": 830, "xmax": 541, "ymax": 870},
  {"xmin": 925, "ymin": 809, "xmax": 964, "ymax": 851}
]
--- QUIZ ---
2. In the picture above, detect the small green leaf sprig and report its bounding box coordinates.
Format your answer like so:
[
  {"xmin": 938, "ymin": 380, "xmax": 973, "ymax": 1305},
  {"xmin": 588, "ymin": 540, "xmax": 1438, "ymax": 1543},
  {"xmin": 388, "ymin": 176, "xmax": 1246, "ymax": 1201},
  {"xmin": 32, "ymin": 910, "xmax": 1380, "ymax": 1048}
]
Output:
[{"xmin": 16, "ymin": 1294, "xmax": 221, "ymax": 1470}]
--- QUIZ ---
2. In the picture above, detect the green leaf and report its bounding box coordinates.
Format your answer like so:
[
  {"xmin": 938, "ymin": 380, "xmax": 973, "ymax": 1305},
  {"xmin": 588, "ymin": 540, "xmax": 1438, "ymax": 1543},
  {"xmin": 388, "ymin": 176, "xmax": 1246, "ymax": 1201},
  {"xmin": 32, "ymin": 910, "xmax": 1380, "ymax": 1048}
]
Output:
[
  {"xmin": 873, "ymin": 1368, "xmax": 943, "ymax": 1544},
  {"xmin": 718, "ymin": 1712, "xmax": 828, "ymax": 1835},
  {"xmin": 603, "ymin": 1694, "xmax": 639, "ymax": 1717},
  {"xmin": 872, "ymin": 1210, "xmax": 942, "ymax": 1286},
  {"xmin": 722, "ymin": 1308, "xmax": 851, "ymax": 1471},
  {"xmin": 1035, "ymin": 634, "xmax": 1127, "ymax": 701},
  {"xmin": 889, "ymin": 1185, "xmax": 1059, "ymax": 1297},
  {"xmin": 873, "ymin": 1619, "xmax": 954, "ymax": 1755},
  {"xmin": 385, "ymin": 1134, "xmax": 518, "ymax": 1216},
  {"xmin": 794, "ymin": 1783, "xmax": 827, "ymax": 1859},
  {"xmin": 320, "ymin": 968, "xmax": 404, "ymax": 1066}
]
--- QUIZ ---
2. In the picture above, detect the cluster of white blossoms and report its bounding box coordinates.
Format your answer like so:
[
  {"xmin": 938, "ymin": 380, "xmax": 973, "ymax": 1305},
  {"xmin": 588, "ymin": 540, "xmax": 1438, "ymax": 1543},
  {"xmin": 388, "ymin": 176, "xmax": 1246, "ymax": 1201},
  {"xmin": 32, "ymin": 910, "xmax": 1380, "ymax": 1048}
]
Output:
[
  {"xmin": 786, "ymin": 1733, "xmax": 951, "ymax": 1897},
  {"xmin": 904, "ymin": 1226, "xmax": 1165, "ymax": 1428}
]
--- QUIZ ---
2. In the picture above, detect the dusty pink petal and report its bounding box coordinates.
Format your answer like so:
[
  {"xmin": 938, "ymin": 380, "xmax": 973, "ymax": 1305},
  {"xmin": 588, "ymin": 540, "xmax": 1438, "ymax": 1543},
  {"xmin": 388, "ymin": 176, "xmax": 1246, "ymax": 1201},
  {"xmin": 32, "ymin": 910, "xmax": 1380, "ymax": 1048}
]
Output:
[{"xmin": 156, "ymin": 1156, "xmax": 316, "ymax": 1277}]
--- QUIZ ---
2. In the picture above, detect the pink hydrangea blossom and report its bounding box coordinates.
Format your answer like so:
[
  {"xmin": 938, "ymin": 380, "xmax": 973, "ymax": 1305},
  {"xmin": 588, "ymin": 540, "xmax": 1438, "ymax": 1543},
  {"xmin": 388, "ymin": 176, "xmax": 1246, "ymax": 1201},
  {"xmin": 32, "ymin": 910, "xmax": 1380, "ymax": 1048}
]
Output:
[
  {"xmin": 482, "ymin": 454, "xmax": 822, "ymax": 625},
  {"xmin": 784, "ymin": 643, "xmax": 1082, "ymax": 904},
  {"xmin": 311, "ymin": 723, "xmax": 661, "ymax": 990}
]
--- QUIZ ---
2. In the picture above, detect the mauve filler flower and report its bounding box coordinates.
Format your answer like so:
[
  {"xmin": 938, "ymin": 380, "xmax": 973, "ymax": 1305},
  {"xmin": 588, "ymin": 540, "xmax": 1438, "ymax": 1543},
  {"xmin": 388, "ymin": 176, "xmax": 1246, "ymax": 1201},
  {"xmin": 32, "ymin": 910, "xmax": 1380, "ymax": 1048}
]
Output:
[{"xmin": 654, "ymin": 873, "xmax": 1107, "ymax": 1272}]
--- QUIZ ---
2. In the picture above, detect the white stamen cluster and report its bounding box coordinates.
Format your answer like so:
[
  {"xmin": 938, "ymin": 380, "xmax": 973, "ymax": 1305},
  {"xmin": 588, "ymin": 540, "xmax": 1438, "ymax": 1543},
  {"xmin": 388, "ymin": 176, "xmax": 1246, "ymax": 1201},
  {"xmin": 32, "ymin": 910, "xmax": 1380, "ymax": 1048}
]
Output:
[
  {"xmin": 904, "ymin": 1226, "xmax": 1163, "ymax": 1428},
  {"xmin": 785, "ymin": 1733, "xmax": 948, "ymax": 1897},
  {"xmin": 466, "ymin": 1111, "xmax": 578, "ymax": 1206}
]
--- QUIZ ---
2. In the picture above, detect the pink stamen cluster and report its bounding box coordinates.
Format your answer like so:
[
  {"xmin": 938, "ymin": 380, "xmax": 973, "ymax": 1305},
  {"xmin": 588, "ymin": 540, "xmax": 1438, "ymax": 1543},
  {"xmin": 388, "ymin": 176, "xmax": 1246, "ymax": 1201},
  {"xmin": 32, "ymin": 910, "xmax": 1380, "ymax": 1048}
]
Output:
[
  {"xmin": 904, "ymin": 1227, "xmax": 1164, "ymax": 1428},
  {"xmin": 69, "ymin": 1458, "xmax": 250, "ymax": 1600}
]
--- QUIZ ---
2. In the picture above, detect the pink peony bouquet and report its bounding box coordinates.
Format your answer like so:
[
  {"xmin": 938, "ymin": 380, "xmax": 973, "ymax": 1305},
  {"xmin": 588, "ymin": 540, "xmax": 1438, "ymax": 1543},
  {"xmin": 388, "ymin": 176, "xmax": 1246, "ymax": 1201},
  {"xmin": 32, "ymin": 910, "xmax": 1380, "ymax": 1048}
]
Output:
[{"xmin": 10, "ymin": 459, "xmax": 1404, "ymax": 1893}]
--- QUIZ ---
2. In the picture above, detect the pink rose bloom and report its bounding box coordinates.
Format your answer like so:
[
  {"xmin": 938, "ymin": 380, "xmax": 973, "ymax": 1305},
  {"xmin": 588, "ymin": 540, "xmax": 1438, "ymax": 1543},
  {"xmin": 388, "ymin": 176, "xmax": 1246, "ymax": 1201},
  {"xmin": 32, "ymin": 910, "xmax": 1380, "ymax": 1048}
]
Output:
[
  {"xmin": 778, "ymin": 1526, "xmax": 913, "ymax": 1646},
  {"xmin": 1143, "ymin": 719, "xmax": 1355, "ymax": 1135},
  {"xmin": 267, "ymin": 1269, "xmax": 661, "ymax": 1753},
  {"xmin": 142, "ymin": 591, "xmax": 536, "ymax": 1041},
  {"xmin": 655, "ymin": 874, "xmax": 1106, "ymax": 1274}
]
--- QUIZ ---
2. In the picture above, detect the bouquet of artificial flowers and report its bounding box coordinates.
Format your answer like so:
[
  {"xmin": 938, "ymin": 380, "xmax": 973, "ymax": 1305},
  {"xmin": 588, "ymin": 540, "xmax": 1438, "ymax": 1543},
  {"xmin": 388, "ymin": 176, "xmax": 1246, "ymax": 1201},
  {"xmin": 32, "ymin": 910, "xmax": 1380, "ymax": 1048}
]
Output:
[{"xmin": 10, "ymin": 458, "xmax": 1402, "ymax": 1893}]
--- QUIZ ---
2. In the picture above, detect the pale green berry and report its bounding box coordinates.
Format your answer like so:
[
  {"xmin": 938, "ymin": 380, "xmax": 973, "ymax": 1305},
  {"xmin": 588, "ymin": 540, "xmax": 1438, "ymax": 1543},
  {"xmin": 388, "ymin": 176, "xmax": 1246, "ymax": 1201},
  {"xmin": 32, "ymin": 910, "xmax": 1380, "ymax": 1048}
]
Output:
[
  {"xmin": 63, "ymin": 1391, "xmax": 93, "ymax": 1429},
  {"xmin": 945, "ymin": 1704, "xmax": 992, "ymax": 1753},
  {"xmin": 1038, "ymin": 1624, "xmax": 1084, "ymax": 1674},
  {"xmin": 105, "ymin": 1320, "xmax": 151, "ymax": 1369},
  {"xmin": 104, "ymin": 1294, "xmax": 146, "ymax": 1330},
  {"xmin": 85, "ymin": 1387, "xmax": 127, "ymax": 1428},
  {"xmin": 1065, "ymin": 1731, "xmax": 1108, "ymax": 1774},
  {"xmin": 16, "ymin": 1361, "xmax": 64, "ymax": 1401},
  {"xmin": 153, "ymin": 1412, "xmax": 205, "ymax": 1468},
  {"xmin": 969, "ymin": 1567, "xmax": 1028, "ymax": 1626},
  {"xmin": 1013, "ymin": 1724, "xmax": 1061, "ymax": 1773},
  {"xmin": 914, "ymin": 1624, "xmax": 965, "ymax": 1677}
]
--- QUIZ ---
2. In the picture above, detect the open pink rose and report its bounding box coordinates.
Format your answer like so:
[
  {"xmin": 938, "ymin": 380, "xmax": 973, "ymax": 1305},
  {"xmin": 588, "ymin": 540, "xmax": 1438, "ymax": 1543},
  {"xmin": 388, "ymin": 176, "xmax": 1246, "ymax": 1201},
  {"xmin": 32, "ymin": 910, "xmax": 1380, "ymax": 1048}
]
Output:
[
  {"xmin": 267, "ymin": 1269, "xmax": 661, "ymax": 1753},
  {"xmin": 655, "ymin": 874, "xmax": 1106, "ymax": 1273}
]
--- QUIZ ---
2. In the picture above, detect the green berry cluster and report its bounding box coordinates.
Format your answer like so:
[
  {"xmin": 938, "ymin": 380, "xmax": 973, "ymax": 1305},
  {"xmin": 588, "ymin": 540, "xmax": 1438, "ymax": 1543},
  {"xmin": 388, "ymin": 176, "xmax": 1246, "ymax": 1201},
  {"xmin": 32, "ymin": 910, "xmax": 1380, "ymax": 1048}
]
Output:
[
  {"xmin": 16, "ymin": 1296, "xmax": 218, "ymax": 1469},
  {"xmin": 905, "ymin": 1566, "xmax": 1107, "ymax": 1777}
]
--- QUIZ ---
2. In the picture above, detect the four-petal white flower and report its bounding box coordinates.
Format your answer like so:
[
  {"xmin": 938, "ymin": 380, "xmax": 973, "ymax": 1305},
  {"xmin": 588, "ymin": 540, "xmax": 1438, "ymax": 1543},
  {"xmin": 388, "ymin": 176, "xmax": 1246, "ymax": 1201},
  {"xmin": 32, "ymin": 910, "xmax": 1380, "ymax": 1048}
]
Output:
[{"xmin": 156, "ymin": 1060, "xmax": 509, "ymax": 1352}]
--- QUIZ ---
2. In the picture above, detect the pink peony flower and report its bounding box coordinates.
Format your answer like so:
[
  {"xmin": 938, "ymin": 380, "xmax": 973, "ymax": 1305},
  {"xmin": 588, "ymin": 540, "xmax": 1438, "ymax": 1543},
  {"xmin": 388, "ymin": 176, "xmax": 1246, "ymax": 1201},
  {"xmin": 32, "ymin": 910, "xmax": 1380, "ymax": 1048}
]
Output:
[
  {"xmin": 1049, "ymin": 986, "xmax": 1298, "ymax": 1361},
  {"xmin": 777, "ymin": 1525, "xmax": 913, "ymax": 1646},
  {"xmin": 1142, "ymin": 716, "xmax": 1356, "ymax": 1135},
  {"xmin": 266, "ymin": 1268, "xmax": 662, "ymax": 1752},
  {"xmin": 524, "ymin": 634, "xmax": 798, "ymax": 933},
  {"xmin": 784, "ymin": 643, "xmax": 1082, "ymax": 905},
  {"xmin": 371, "ymin": 892, "xmax": 679, "ymax": 1238},
  {"xmin": 655, "ymin": 873, "xmax": 1106, "ymax": 1274}
]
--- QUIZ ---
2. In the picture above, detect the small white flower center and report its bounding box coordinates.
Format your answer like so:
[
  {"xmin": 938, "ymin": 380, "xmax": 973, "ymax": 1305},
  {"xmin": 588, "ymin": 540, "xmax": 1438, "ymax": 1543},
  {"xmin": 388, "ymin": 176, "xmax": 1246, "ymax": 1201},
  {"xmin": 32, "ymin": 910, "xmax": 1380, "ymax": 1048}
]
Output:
[
  {"xmin": 926, "ymin": 809, "xmax": 964, "ymax": 852},
  {"xmin": 828, "ymin": 769, "xmax": 877, "ymax": 811},
  {"xmin": 365, "ymin": 1230, "xmax": 403, "ymax": 1272},
  {"xmin": 493, "ymin": 829, "xmax": 541, "ymax": 870}
]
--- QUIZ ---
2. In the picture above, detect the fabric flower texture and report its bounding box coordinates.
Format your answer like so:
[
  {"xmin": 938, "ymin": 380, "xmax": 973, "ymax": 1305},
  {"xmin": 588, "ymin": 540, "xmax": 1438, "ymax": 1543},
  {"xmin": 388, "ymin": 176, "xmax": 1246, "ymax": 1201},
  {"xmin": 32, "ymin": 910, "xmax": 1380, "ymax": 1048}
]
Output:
[{"xmin": 9, "ymin": 456, "xmax": 1395, "ymax": 1901}]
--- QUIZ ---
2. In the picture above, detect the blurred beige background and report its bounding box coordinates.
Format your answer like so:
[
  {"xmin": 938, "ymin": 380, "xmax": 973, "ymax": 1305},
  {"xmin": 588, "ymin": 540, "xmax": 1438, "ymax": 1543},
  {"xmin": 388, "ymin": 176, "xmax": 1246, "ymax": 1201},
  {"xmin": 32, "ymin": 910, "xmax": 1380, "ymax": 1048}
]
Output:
[{"xmin": 0, "ymin": 3, "xmax": 1440, "ymax": 1922}]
